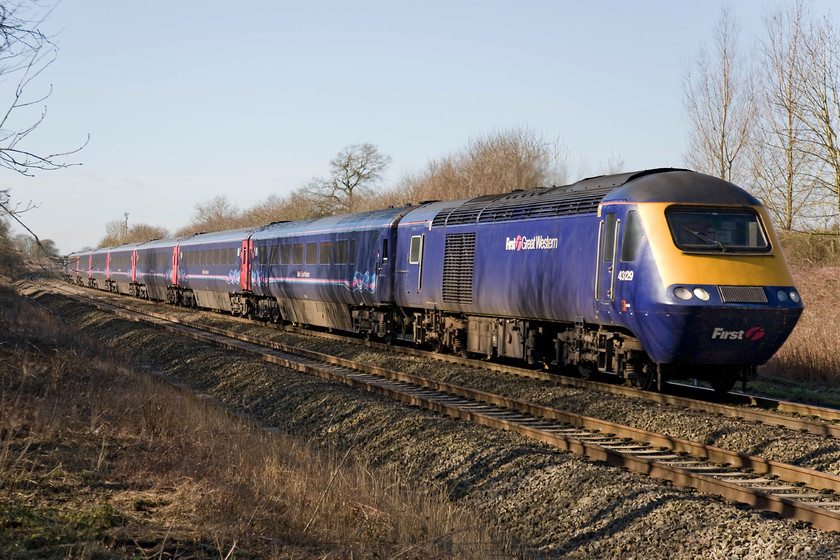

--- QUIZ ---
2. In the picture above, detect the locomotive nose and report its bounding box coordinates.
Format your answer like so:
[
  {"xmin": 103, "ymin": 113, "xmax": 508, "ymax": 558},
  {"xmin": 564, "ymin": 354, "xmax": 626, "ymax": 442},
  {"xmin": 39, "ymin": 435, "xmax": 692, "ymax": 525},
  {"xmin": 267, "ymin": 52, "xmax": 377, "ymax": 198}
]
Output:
[{"xmin": 636, "ymin": 283, "xmax": 803, "ymax": 365}]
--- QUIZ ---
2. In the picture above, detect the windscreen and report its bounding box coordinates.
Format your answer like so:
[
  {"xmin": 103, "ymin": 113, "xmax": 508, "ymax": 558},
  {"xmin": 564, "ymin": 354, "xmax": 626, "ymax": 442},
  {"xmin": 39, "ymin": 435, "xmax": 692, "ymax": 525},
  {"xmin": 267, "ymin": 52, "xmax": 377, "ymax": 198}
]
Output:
[{"xmin": 665, "ymin": 207, "xmax": 771, "ymax": 253}]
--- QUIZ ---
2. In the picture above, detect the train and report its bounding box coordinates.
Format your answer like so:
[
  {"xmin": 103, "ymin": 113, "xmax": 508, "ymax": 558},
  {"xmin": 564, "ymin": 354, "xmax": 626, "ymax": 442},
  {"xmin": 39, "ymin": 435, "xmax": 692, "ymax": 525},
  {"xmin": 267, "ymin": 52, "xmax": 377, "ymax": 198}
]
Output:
[{"xmin": 63, "ymin": 168, "xmax": 804, "ymax": 392}]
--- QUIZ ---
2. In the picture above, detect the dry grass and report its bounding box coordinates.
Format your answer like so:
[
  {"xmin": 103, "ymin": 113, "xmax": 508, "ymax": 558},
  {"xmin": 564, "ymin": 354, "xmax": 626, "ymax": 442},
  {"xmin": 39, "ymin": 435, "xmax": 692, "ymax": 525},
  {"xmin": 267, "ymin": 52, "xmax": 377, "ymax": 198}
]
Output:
[
  {"xmin": 0, "ymin": 281, "xmax": 516, "ymax": 559},
  {"xmin": 756, "ymin": 234, "xmax": 840, "ymax": 403}
]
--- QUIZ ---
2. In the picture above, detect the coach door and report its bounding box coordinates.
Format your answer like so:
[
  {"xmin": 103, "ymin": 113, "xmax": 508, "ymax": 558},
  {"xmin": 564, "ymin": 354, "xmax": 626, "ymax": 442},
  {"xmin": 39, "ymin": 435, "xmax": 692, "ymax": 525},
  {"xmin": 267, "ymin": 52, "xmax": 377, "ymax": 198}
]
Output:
[
  {"xmin": 595, "ymin": 208, "xmax": 620, "ymax": 313},
  {"xmin": 171, "ymin": 246, "xmax": 180, "ymax": 285},
  {"xmin": 240, "ymin": 239, "xmax": 252, "ymax": 291},
  {"xmin": 376, "ymin": 235, "xmax": 395, "ymax": 301},
  {"xmin": 396, "ymin": 230, "xmax": 425, "ymax": 298},
  {"xmin": 408, "ymin": 233, "xmax": 424, "ymax": 293}
]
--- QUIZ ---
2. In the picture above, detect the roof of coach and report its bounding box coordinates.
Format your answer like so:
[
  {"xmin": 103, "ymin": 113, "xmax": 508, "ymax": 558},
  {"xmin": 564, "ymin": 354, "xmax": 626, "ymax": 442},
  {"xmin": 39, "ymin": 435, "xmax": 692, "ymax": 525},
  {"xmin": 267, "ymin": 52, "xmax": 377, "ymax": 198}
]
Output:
[
  {"xmin": 423, "ymin": 169, "xmax": 760, "ymax": 227},
  {"xmin": 103, "ymin": 241, "xmax": 148, "ymax": 254},
  {"xmin": 134, "ymin": 237, "xmax": 186, "ymax": 251},
  {"xmin": 178, "ymin": 227, "xmax": 257, "ymax": 247},
  {"xmin": 251, "ymin": 205, "xmax": 413, "ymax": 240}
]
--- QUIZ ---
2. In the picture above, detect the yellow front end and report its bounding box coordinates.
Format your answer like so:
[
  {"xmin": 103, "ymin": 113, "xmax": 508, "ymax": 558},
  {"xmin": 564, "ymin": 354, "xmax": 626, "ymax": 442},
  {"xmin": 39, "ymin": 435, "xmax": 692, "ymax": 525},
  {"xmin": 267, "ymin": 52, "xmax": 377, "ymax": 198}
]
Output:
[{"xmin": 637, "ymin": 203, "xmax": 796, "ymax": 288}]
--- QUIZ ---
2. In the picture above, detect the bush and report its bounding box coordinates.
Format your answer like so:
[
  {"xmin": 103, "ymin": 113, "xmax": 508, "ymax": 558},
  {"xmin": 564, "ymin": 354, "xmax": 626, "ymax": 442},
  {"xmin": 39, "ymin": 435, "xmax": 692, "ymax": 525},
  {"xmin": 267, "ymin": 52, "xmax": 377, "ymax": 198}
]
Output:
[{"xmin": 778, "ymin": 230, "xmax": 840, "ymax": 269}]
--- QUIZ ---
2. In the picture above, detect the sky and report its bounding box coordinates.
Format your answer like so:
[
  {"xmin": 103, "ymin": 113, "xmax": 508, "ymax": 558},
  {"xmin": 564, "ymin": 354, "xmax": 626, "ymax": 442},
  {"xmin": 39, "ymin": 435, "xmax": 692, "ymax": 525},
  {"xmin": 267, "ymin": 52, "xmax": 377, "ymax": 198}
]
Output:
[{"xmin": 3, "ymin": 0, "xmax": 838, "ymax": 253}]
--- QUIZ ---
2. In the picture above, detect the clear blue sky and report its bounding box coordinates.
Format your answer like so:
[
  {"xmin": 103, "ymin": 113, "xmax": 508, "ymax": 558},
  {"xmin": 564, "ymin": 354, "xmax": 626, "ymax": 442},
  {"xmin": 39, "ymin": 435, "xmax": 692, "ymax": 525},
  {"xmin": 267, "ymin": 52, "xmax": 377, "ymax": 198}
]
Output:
[{"xmin": 5, "ymin": 0, "xmax": 837, "ymax": 253}]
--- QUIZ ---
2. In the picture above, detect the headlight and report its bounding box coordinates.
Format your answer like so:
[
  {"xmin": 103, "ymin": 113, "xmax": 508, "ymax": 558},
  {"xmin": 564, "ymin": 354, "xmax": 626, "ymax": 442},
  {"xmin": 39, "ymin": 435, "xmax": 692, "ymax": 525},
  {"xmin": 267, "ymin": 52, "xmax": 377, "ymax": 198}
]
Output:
[
  {"xmin": 674, "ymin": 287, "xmax": 693, "ymax": 300},
  {"xmin": 776, "ymin": 289, "xmax": 789, "ymax": 302},
  {"xmin": 790, "ymin": 290, "xmax": 801, "ymax": 303},
  {"xmin": 693, "ymin": 287, "xmax": 710, "ymax": 301}
]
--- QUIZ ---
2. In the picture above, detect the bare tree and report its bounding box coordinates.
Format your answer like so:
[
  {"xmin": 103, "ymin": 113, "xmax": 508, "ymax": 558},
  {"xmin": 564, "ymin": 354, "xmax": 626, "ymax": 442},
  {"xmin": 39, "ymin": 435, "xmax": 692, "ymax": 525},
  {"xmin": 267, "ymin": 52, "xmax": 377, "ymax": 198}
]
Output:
[
  {"xmin": 798, "ymin": 14, "xmax": 840, "ymax": 226},
  {"xmin": 304, "ymin": 143, "xmax": 390, "ymax": 215},
  {"xmin": 750, "ymin": 1, "xmax": 823, "ymax": 231},
  {"xmin": 0, "ymin": 2, "xmax": 86, "ymax": 270},
  {"xmin": 98, "ymin": 219, "xmax": 168, "ymax": 247},
  {"xmin": 240, "ymin": 190, "xmax": 322, "ymax": 226},
  {"xmin": 390, "ymin": 127, "xmax": 568, "ymax": 205},
  {"xmin": 0, "ymin": 1, "xmax": 86, "ymax": 178},
  {"xmin": 683, "ymin": 4, "xmax": 755, "ymax": 184},
  {"xmin": 176, "ymin": 194, "xmax": 243, "ymax": 236}
]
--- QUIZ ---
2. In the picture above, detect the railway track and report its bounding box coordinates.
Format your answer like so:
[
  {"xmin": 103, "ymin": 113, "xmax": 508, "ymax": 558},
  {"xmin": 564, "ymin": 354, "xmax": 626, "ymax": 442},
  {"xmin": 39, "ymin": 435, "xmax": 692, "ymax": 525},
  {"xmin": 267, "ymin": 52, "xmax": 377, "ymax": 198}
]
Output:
[
  {"xmin": 21, "ymin": 279, "xmax": 840, "ymax": 532},
  {"xmin": 30, "ymin": 278, "xmax": 840, "ymax": 436},
  {"xmin": 293, "ymin": 322, "xmax": 840, "ymax": 437}
]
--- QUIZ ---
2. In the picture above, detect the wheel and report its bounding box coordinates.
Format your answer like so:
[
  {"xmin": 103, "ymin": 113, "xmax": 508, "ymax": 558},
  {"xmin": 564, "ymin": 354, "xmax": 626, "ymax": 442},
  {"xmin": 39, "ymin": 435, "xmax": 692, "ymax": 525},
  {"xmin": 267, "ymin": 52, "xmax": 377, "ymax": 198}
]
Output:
[
  {"xmin": 630, "ymin": 363, "xmax": 657, "ymax": 391},
  {"xmin": 577, "ymin": 363, "xmax": 596, "ymax": 380},
  {"xmin": 709, "ymin": 369, "xmax": 739, "ymax": 394}
]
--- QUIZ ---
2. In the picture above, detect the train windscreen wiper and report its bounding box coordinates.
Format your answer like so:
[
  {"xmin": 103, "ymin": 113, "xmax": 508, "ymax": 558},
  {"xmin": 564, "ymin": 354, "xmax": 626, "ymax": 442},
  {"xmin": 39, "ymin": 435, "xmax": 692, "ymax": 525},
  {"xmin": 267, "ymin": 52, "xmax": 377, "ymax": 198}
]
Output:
[{"xmin": 681, "ymin": 226, "xmax": 728, "ymax": 252}]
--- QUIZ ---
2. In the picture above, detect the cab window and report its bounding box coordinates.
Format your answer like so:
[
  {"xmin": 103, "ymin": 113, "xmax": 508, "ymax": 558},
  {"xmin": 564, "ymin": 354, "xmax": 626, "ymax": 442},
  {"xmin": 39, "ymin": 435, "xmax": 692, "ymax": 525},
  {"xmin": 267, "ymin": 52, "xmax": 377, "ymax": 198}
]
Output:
[
  {"xmin": 666, "ymin": 207, "xmax": 770, "ymax": 253},
  {"xmin": 620, "ymin": 210, "xmax": 643, "ymax": 262}
]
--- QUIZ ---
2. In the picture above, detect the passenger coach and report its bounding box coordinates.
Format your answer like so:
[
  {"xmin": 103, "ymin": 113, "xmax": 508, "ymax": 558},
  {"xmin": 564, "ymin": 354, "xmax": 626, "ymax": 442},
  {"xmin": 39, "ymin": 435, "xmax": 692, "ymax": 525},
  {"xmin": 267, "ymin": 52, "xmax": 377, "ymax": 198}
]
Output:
[{"xmin": 247, "ymin": 207, "xmax": 412, "ymax": 332}]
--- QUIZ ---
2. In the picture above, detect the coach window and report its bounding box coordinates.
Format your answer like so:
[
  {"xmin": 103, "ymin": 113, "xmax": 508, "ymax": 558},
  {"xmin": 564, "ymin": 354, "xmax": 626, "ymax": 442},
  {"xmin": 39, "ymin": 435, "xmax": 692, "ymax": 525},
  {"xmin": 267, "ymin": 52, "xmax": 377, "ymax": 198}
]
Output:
[
  {"xmin": 620, "ymin": 211, "xmax": 643, "ymax": 262},
  {"xmin": 334, "ymin": 240, "xmax": 348, "ymax": 264},
  {"xmin": 320, "ymin": 242, "xmax": 332, "ymax": 264},
  {"xmin": 409, "ymin": 236, "xmax": 422, "ymax": 264},
  {"xmin": 349, "ymin": 239, "xmax": 356, "ymax": 265},
  {"xmin": 305, "ymin": 242, "xmax": 318, "ymax": 265},
  {"xmin": 293, "ymin": 243, "xmax": 304, "ymax": 265},
  {"xmin": 270, "ymin": 245, "xmax": 279, "ymax": 264},
  {"xmin": 281, "ymin": 245, "xmax": 291, "ymax": 265}
]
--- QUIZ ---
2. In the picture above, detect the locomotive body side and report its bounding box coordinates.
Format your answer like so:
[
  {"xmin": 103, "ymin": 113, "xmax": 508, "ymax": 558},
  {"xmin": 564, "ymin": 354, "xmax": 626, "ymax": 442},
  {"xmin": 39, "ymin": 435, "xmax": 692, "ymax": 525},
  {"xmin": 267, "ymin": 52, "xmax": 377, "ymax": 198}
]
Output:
[{"xmin": 393, "ymin": 169, "xmax": 803, "ymax": 389}]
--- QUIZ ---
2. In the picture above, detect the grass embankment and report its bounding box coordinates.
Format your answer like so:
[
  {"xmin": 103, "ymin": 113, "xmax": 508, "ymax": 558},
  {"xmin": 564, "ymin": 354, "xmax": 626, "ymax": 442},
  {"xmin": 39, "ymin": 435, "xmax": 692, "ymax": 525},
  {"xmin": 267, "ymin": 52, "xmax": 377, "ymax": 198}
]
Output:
[
  {"xmin": 756, "ymin": 233, "xmax": 840, "ymax": 406},
  {"xmin": 0, "ymin": 281, "xmax": 514, "ymax": 559}
]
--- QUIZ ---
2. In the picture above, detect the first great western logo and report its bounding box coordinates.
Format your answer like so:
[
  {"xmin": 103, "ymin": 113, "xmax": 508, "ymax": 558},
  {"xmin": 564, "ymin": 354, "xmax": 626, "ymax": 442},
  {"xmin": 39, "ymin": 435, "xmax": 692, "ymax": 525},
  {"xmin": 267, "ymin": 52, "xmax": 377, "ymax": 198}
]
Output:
[{"xmin": 505, "ymin": 235, "xmax": 559, "ymax": 251}]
